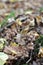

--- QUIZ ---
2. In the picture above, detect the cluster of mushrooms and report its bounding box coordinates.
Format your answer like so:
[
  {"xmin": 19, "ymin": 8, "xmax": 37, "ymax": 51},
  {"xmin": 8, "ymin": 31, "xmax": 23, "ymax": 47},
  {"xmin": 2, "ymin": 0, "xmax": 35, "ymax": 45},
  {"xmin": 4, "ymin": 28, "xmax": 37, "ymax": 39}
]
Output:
[
  {"xmin": 0, "ymin": 0, "xmax": 43, "ymax": 65},
  {"xmin": 0, "ymin": 11, "xmax": 43, "ymax": 65}
]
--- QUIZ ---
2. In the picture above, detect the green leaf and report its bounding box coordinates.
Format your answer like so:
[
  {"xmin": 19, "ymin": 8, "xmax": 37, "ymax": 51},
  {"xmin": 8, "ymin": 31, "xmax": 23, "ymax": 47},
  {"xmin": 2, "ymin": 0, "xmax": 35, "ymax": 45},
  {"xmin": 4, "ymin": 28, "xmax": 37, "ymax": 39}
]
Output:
[
  {"xmin": 35, "ymin": 35, "xmax": 43, "ymax": 46},
  {"xmin": 34, "ymin": 35, "xmax": 43, "ymax": 53}
]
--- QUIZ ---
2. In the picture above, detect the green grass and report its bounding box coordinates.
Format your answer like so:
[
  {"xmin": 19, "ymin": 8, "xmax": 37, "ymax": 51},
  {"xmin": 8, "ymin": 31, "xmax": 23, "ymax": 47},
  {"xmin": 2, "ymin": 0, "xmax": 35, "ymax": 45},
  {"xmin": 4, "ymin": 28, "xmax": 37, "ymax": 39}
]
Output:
[{"xmin": 0, "ymin": 11, "xmax": 15, "ymax": 28}]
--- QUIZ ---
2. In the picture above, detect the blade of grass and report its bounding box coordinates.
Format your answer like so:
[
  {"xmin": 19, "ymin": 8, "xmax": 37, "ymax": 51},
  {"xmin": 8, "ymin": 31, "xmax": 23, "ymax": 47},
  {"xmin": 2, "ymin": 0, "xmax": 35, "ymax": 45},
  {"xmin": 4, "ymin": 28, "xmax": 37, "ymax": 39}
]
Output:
[{"xmin": 0, "ymin": 11, "xmax": 15, "ymax": 27}]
